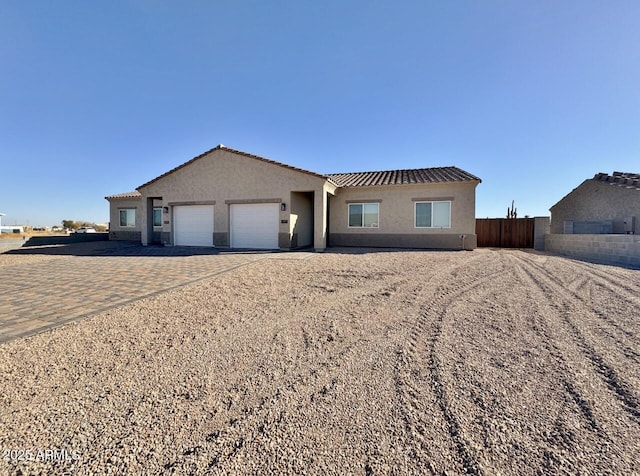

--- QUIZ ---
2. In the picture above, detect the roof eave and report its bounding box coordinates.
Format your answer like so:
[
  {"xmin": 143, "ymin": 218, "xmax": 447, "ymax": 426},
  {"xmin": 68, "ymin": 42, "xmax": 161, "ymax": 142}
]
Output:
[
  {"xmin": 335, "ymin": 177, "xmax": 482, "ymax": 188},
  {"xmin": 105, "ymin": 192, "xmax": 142, "ymax": 200}
]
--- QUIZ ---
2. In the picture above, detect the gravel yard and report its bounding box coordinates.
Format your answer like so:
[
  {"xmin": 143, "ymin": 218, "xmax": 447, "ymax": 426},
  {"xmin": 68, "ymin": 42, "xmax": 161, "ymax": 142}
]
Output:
[{"xmin": 1, "ymin": 248, "xmax": 639, "ymax": 475}]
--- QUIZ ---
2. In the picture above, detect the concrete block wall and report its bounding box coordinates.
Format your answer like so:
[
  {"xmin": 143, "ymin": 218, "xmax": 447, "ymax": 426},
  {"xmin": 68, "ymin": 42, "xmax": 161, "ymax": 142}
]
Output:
[
  {"xmin": 534, "ymin": 217, "xmax": 550, "ymax": 251},
  {"xmin": 545, "ymin": 234, "xmax": 640, "ymax": 268}
]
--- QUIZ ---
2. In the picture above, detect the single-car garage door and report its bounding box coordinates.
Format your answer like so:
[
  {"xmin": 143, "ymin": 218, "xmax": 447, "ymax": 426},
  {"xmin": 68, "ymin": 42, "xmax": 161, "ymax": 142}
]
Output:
[
  {"xmin": 230, "ymin": 203, "xmax": 279, "ymax": 249},
  {"xmin": 174, "ymin": 205, "xmax": 214, "ymax": 247}
]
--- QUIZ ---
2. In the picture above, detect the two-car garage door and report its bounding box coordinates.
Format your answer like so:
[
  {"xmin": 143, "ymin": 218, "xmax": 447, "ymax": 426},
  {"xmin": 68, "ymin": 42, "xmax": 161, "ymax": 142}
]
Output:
[
  {"xmin": 173, "ymin": 203, "xmax": 278, "ymax": 249},
  {"xmin": 230, "ymin": 203, "xmax": 279, "ymax": 249}
]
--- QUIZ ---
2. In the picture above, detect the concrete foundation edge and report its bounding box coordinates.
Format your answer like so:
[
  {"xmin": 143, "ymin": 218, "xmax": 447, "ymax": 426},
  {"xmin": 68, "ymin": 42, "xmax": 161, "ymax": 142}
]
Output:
[{"xmin": 328, "ymin": 233, "xmax": 477, "ymax": 250}]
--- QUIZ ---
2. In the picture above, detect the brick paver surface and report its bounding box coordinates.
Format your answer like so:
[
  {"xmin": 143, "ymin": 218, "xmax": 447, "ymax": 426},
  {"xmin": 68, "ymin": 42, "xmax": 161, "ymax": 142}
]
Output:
[{"xmin": 0, "ymin": 242, "xmax": 312, "ymax": 343}]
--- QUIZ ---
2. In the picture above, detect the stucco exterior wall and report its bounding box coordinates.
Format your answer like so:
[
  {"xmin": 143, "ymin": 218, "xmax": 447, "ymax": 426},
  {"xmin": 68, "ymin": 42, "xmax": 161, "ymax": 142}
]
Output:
[
  {"xmin": 138, "ymin": 149, "xmax": 329, "ymax": 249},
  {"xmin": 328, "ymin": 181, "xmax": 478, "ymax": 249},
  {"xmin": 108, "ymin": 198, "xmax": 142, "ymax": 241},
  {"xmin": 550, "ymin": 180, "xmax": 640, "ymax": 234}
]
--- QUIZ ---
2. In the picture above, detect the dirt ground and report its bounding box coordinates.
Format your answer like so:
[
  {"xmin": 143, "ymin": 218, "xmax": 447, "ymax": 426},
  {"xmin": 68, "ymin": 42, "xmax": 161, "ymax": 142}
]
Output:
[{"xmin": 1, "ymin": 248, "xmax": 639, "ymax": 475}]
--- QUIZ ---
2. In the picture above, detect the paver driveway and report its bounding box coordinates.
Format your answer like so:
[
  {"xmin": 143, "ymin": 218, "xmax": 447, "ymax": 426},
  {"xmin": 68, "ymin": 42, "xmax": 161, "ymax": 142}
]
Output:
[{"xmin": 0, "ymin": 241, "xmax": 309, "ymax": 343}]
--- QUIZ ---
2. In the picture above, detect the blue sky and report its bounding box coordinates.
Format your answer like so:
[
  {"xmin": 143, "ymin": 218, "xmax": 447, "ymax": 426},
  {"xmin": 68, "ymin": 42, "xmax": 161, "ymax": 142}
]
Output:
[{"xmin": 1, "ymin": 1, "xmax": 639, "ymax": 226}]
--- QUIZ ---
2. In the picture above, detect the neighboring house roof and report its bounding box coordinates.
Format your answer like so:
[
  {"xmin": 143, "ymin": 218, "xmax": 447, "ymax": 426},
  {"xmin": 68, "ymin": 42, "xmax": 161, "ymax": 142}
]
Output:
[
  {"xmin": 593, "ymin": 171, "xmax": 640, "ymax": 190},
  {"xmin": 550, "ymin": 170, "xmax": 640, "ymax": 211},
  {"xmin": 328, "ymin": 166, "xmax": 481, "ymax": 187},
  {"xmin": 105, "ymin": 191, "xmax": 142, "ymax": 200},
  {"xmin": 138, "ymin": 144, "xmax": 330, "ymax": 190}
]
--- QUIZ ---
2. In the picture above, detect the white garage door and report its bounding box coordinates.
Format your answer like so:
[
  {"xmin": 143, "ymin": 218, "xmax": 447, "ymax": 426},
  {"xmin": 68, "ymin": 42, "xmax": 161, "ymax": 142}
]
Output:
[
  {"xmin": 174, "ymin": 205, "xmax": 214, "ymax": 247},
  {"xmin": 230, "ymin": 203, "xmax": 279, "ymax": 249}
]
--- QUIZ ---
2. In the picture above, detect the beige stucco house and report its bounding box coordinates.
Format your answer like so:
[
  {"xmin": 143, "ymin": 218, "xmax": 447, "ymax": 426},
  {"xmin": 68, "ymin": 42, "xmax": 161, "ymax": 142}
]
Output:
[
  {"xmin": 550, "ymin": 171, "xmax": 639, "ymax": 234},
  {"xmin": 106, "ymin": 145, "xmax": 481, "ymax": 251}
]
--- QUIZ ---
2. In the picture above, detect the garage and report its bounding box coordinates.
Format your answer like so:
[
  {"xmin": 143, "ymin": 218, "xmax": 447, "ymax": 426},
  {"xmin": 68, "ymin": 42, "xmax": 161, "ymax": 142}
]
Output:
[
  {"xmin": 230, "ymin": 203, "xmax": 279, "ymax": 249},
  {"xmin": 173, "ymin": 205, "xmax": 214, "ymax": 246}
]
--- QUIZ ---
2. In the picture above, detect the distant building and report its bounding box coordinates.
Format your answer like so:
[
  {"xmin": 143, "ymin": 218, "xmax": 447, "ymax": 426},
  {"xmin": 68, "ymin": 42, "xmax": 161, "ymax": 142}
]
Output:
[
  {"xmin": 0, "ymin": 213, "xmax": 25, "ymax": 234},
  {"xmin": 550, "ymin": 171, "xmax": 639, "ymax": 235},
  {"xmin": 546, "ymin": 171, "xmax": 640, "ymax": 267},
  {"xmin": 0, "ymin": 226, "xmax": 24, "ymax": 234}
]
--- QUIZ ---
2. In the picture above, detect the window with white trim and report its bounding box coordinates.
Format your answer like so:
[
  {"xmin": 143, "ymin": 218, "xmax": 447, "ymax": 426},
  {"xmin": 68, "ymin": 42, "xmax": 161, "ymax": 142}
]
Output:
[
  {"xmin": 153, "ymin": 208, "xmax": 162, "ymax": 227},
  {"xmin": 119, "ymin": 209, "xmax": 136, "ymax": 227},
  {"xmin": 415, "ymin": 201, "xmax": 451, "ymax": 228},
  {"xmin": 348, "ymin": 203, "xmax": 379, "ymax": 228}
]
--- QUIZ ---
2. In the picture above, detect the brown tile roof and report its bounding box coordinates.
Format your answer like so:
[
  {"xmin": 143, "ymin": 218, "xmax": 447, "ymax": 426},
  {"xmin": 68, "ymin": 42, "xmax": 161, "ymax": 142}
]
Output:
[
  {"xmin": 138, "ymin": 144, "xmax": 329, "ymax": 189},
  {"xmin": 593, "ymin": 171, "xmax": 640, "ymax": 190},
  {"xmin": 105, "ymin": 191, "xmax": 142, "ymax": 200},
  {"xmin": 327, "ymin": 166, "xmax": 481, "ymax": 187}
]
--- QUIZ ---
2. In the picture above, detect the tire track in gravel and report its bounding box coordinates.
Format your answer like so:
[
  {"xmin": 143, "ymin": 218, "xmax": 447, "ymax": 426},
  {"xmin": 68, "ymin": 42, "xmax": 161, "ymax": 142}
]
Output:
[
  {"xmin": 510, "ymin": 262, "xmax": 605, "ymax": 436},
  {"xmin": 526, "ymin": 251, "xmax": 640, "ymax": 307},
  {"xmin": 542, "ymin": 257, "xmax": 640, "ymax": 339},
  {"xmin": 196, "ymin": 342, "xmax": 364, "ymax": 473},
  {"xmin": 509, "ymin": 253, "xmax": 640, "ymax": 424},
  {"xmin": 199, "ymin": 339, "xmax": 371, "ymax": 470},
  {"xmin": 512, "ymin": 252, "xmax": 640, "ymax": 361},
  {"xmin": 165, "ymin": 262, "xmax": 420, "ymax": 473},
  {"xmin": 175, "ymin": 350, "xmax": 363, "ymax": 472},
  {"xmin": 396, "ymin": 252, "xmax": 508, "ymax": 475},
  {"xmin": 564, "ymin": 258, "xmax": 640, "ymax": 296}
]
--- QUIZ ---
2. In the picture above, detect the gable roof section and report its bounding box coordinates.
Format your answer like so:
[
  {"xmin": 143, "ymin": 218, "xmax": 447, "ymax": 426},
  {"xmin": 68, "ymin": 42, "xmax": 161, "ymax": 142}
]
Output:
[
  {"xmin": 138, "ymin": 144, "xmax": 330, "ymax": 190},
  {"xmin": 593, "ymin": 171, "xmax": 640, "ymax": 190},
  {"xmin": 328, "ymin": 166, "xmax": 481, "ymax": 187}
]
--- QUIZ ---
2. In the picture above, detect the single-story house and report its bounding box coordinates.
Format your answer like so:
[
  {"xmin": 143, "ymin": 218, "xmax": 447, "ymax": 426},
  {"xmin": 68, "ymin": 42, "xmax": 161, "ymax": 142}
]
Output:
[
  {"xmin": 550, "ymin": 171, "xmax": 639, "ymax": 235},
  {"xmin": 106, "ymin": 145, "xmax": 481, "ymax": 251}
]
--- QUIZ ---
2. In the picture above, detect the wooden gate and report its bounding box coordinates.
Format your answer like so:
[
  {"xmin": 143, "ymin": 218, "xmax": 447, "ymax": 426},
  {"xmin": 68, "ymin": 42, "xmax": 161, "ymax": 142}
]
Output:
[{"xmin": 476, "ymin": 218, "xmax": 535, "ymax": 248}]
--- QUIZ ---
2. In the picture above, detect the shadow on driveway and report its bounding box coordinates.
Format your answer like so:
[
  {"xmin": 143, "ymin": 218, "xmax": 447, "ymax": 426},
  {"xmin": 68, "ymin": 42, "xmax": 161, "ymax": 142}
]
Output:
[
  {"xmin": 3, "ymin": 241, "xmax": 306, "ymax": 258},
  {"xmin": 4, "ymin": 240, "xmax": 475, "ymax": 258}
]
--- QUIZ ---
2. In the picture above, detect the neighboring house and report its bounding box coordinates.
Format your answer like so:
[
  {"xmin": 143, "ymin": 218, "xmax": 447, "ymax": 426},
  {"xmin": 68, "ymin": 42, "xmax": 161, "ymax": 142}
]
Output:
[
  {"xmin": 105, "ymin": 145, "xmax": 481, "ymax": 251},
  {"xmin": 550, "ymin": 171, "xmax": 639, "ymax": 235},
  {"xmin": 0, "ymin": 226, "xmax": 25, "ymax": 234},
  {"xmin": 0, "ymin": 213, "xmax": 25, "ymax": 234}
]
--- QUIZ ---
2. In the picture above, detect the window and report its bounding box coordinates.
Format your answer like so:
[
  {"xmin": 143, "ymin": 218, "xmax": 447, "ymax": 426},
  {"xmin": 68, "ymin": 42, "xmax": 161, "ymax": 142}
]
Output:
[
  {"xmin": 119, "ymin": 209, "xmax": 136, "ymax": 227},
  {"xmin": 348, "ymin": 203, "xmax": 379, "ymax": 228},
  {"xmin": 153, "ymin": 208, "xmax": 162, "ymax": 227},
  {"xmin": 415, "ymin": 201, "xmax": 451, "ymax": 228}
]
